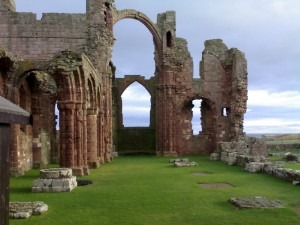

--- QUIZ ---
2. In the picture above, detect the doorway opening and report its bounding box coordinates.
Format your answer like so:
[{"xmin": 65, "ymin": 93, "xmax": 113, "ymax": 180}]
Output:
[
  {"xmin": 192, "ymin": 99, "xmax": 202, "ymax": 135},
  {"xmin": 121, "ymin": 82, "xmax": 151, "ymax": 127}
]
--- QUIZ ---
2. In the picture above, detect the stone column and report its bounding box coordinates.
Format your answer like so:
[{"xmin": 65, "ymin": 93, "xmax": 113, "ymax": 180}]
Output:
[
  {"xmin": 8, "ymin": 88, "xmax": 22, "ymax": 175},
  {"xmin": 59, "ymin": 102, "xmax": 75, "ymax": 169},
  {"xmin": 156, "ymin": 85, "xmax": 177, "ymax": 156},
  {"xmin": 98, "ymin": 111, "xmax": 104, "ymax": 163},
  {"xmin": 87, "ymin": 110, "xmax": 99, "ymax": 168},
  {"xmin": 75, "ymin": 105, "xmax": 83, "ymax": 168},
  {"xmin": 31, "ymin": 96, "xmax": 42, "ymax": 168},
  {"xmin": 32, "ymin": 114, "xmax": 41, "ymax": 168}
]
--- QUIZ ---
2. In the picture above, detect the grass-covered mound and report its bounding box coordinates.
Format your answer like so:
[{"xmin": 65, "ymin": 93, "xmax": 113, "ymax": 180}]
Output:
[{"xmin": 10, "ymin": 156, "xmax": 300, "ymax": 225}]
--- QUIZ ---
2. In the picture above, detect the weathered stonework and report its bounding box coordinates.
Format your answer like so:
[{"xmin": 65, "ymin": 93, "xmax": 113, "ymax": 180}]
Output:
[
  {"xmin": 9, "ymin": 201, "xmax": 48, "ymax": 219},
  {"xmin": 32, "ymin": 168, "xmax": 77, "ymax": 192},
  {"xmin": 213, "ymin": 137, "xmax": 268, "ymax": 166},
  {"xmin": 0, "ymin": 0, "xmax": 249, "ymax": 175}
]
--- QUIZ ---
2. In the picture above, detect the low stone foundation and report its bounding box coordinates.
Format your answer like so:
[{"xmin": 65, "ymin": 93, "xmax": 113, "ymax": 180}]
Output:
[
  {"xmin": 9, "ymin": 201, "xmax": 48, "ymax": 219},
  {"xmin": 211, "ymin": 138, "xmax": 300, "ymax": 185},
  {"xmin": 229, "ymin": 197, "xmax": 283, "ymax": 209},
  {"xmin": 244, "ymin": 162, "xmax": 300, "ymax": 185},
  {"xmin": 32, "ymin": 168, "xmax": 77, "ymax": 192}
]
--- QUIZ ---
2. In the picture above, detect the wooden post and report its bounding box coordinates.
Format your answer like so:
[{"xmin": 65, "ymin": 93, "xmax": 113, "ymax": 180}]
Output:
[
  {"xmin": 0, "ymin": 123, "xmax": 10, "ymax": 225},
  {"xmin": 0, "ymin": 96, "xmax": 30, "ymax": 225}
]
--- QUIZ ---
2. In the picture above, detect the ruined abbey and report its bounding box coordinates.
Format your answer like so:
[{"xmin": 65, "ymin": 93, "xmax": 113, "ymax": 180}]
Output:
[{"xmin": 0, "ymin": 0, "xmax": 248, "ymax": 176}]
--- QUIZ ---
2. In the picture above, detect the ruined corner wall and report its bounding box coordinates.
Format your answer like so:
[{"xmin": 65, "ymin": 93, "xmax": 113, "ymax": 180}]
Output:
[
  {"xmin": 200, "ymin": 39, "xmax": 247, "ymax": 143},
  {"xmin": 174, "ymin": 39, "xmax": 248, "ymax": 155}
]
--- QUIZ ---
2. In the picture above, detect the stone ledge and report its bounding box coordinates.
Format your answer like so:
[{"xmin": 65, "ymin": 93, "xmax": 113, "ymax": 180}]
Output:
[{"xmin": 229, "ymin": 196, "xmax": 283, "ymax": 209}]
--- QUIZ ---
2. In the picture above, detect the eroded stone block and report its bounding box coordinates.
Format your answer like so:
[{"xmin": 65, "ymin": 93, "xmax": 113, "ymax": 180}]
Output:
[{"xmin": 32, "ymin": 168, "xmax": 77, "ymax": 193}]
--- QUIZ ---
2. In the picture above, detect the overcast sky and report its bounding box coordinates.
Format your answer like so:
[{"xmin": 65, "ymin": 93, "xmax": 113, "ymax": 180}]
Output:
[{"xmin": 15, "ymin": 0, "xmax": 300, "ymax": 134}]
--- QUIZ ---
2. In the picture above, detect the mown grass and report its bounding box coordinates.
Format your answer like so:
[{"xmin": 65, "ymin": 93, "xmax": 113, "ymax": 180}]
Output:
[
  {"xmin": 9, "ymin": 156, "xmax": 300, "ymax": 225},
  {"xmin": 282, "ymin": 163, "xmax": 300, "ymax": 170}
]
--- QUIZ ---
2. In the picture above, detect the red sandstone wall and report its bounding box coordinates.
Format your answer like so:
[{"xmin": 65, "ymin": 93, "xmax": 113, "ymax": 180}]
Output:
[{"xmin": 0, "ymin": 11, "xmax": 87, "ymax": 61}]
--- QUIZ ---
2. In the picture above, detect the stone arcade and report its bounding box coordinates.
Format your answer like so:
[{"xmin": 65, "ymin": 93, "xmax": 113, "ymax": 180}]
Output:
[{"xmin": 0, "ymin": 0, "xmax": 248, "ymax": 175}]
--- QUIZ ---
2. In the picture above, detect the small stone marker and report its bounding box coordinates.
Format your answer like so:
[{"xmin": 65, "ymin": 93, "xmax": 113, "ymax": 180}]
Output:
[{"xmin": 169, "ymin": 158, "xmax": 198, "ymax": 167}]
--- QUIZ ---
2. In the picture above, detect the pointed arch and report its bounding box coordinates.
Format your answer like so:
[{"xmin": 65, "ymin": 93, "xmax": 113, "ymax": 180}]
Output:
[
  {"xmin": 114, "ymin": 9, "xmax": 162, "ymax": 54},
  {"xmin": 121, "ymin": 81, "xmax": 151, "ymax": 127}
]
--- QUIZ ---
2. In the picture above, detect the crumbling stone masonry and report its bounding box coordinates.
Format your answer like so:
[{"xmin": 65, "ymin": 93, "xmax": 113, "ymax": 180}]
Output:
[
  {"xmin": 214, "ymin": 137, "xmax": 268, "ymax": 166},
  {"xmin": 32, "ymin": 168, "xmax": 77, "ymax": 192},
  {"xmin": 9, "ymin": 201, "xmax": 48, "ymax": 219},
  {"xmin": 0, "ymin": 0, "xmax": 248, "ymax": 175}
]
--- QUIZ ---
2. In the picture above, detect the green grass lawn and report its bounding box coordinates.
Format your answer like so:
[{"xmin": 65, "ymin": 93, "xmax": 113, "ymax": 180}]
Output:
[
  {"xmin": 283, "ymin": 163, "xmax": 300, "ymax": 170},
  {"xmin": 9, "ymin": 156, "xmax": 300, "ymax": 225}
]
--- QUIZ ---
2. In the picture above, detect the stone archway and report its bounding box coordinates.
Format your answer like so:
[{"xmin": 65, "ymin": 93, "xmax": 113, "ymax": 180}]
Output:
[
  {"xmin": 113, "ymin": 9, "xmax": 162, "ymax": 55},
  {"xmin": 113, "ymin": 76, "xmax": 156, "ymax": 155},
  {"xmin": 15, "ymin": 70, "xmax": 57, "ymax": 170},
  {"xmin": 176, "ymin": 95, "xmax": 217, "ymax": 155}
]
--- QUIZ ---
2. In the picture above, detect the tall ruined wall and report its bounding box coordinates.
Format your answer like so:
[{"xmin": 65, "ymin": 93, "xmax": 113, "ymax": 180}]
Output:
[
  {"xmin": 200, "ymin": 39, "xmax": 247, "ymax": 143},
  {"xmin": 1, "ymin": 0, "xmax": 249, "ymax": 168},
  {"xmin": 0, "ymin": 11, "xmax": 86, "ymax": 61},
  {"xmin": 0, "ymin": 0, "xmax": 116, "ymax": 175},
  {"xmin": 112, "ymin": 10, "xmax": 248, "ymax": 156},
  {"xmin": 87, "ymin": 0, "xmax": 115, "ymax": 162}
]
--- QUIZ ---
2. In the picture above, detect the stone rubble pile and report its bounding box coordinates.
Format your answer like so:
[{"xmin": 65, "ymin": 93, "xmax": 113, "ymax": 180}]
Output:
[
  {"xmin": 169, "ymin": 158, "xmax": 198, "ymax": 167},
  {"xmin": 9, "ymin": 201, "xmax": 48, "ymax": 219},
  {"xmin": 32, "ymin": 168, "xmax": 77, "ymax": 192},
  {"xmin": 211, "ymin": 138, "xmax": 300, "ymax": 185},
  {"xmin": 211, "ymin": 138, "xmax": 268, "ymax": 166}
]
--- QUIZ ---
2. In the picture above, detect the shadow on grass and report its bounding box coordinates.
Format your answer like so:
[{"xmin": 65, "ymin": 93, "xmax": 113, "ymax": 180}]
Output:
[{"xmin": 10, "ymin": 187, "xmax": 32, "ymax": 194}]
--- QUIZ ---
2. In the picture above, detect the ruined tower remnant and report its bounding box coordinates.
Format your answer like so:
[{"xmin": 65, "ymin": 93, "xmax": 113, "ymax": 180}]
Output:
[{"xmin": 0, "ymin": 0, "xmax": 248, "ymax": 175}]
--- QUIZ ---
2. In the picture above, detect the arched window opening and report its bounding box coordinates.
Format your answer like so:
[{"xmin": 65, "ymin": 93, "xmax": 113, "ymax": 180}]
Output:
[
  {"xmin": 222, "ymin": 107, "xmax": 230, "ymax": 117},
  {"xmin": 121, "ymin": 82, "xmax": 151, "ymax": 127},
  {"xmin": 55, "ymin": 101, "xmax": 59, "ymax": 130},
  {"xmin": 166, "ymin": 31, "xmax": 173, "ymax": 48},
  {"xmin": 112, "ymin": 20, "xmax": 155, "ymax": 78},
  {"xmin": 192, "ymin": 99, "xmax": 202, "ymax": 135},
  {"xmin": 104, "ymin": 11, "xmax": 107, "ymax": 25}
]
